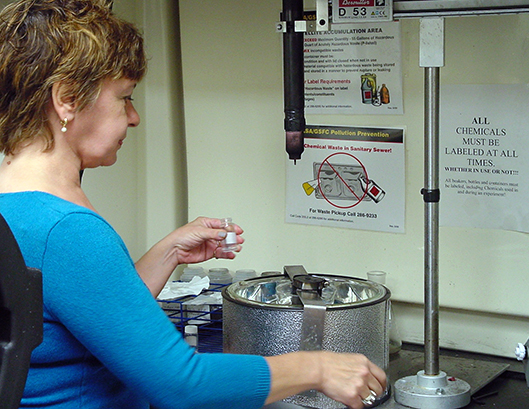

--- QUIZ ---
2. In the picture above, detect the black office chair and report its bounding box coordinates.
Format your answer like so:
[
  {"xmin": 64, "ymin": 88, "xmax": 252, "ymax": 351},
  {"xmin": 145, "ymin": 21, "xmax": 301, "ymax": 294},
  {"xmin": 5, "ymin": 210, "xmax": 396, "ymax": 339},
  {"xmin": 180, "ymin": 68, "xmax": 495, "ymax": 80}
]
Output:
[{"xmin": 0, "ymin": 213, "xmax": 43, "ymax": 409}]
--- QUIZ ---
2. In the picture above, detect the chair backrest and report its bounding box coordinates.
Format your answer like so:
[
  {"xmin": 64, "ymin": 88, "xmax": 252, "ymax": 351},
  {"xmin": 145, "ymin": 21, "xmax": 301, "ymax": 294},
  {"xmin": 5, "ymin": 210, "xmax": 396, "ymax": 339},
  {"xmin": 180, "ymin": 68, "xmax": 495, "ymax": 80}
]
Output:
[{"xmin": 0, "ymin": 213, "xmax": 43, "ymax": 409}]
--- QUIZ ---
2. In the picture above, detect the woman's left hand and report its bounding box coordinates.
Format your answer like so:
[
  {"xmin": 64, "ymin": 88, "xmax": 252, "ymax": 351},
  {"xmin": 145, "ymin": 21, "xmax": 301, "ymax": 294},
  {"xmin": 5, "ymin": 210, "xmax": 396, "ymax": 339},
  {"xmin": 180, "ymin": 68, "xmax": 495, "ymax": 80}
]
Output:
[
  {"xmin": 165, "ymin": 216, "xmax": 244, "ymax": 265},
  {"xmin": 136, "ymin": 217, "xmax": 244, "ymax": 297}
]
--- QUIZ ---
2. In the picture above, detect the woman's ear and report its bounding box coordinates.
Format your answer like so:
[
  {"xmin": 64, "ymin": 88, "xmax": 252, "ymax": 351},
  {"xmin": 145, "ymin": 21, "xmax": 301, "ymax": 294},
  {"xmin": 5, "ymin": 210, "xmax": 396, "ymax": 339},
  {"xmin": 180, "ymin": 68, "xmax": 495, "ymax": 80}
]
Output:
[{"xmin": 51, "ymin": 82, "xmax": 77, "ymax": 123}]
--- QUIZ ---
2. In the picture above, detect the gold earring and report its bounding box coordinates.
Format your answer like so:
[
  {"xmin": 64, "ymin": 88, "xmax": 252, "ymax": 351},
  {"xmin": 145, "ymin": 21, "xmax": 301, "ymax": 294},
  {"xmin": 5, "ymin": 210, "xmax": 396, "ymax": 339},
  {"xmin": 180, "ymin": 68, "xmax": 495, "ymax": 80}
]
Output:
[{"xmin": 60, "ymin": 118, "xmax": 68, "ymax": 132}]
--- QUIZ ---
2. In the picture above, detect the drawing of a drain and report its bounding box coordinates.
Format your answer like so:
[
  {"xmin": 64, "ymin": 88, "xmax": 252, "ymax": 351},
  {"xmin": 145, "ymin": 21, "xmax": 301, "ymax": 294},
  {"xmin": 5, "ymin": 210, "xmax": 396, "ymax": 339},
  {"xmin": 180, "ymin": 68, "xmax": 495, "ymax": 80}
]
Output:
[{"xmin": 302, "ymin": 153, "xmax": 385, "ymax": 208}]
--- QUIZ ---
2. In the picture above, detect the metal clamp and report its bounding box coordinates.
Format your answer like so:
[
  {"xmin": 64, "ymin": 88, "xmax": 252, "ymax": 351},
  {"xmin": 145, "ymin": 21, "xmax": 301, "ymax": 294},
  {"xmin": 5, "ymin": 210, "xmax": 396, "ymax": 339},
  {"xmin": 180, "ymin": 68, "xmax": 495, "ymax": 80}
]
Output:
[
  {"xmin": 283, "ymin": 265, "xmax": 327, "ymax": 351},
  {"xmin": 421, "ymin": 188, "xmax": 440, "ymax": 203},
  {"xmin": 276, "ymin": 20, "xmax": 312, "ymax": 33},
  {"xmin": 298, "ymin": 292, "xmax": 327, "ymax": 351},
  {"xmin": 284, "ymin": 264, "xmax": 309, "ymax": 282},
  {"xmin": 276, "ymin": 0, "xmax": 329, "ymax": 33}
]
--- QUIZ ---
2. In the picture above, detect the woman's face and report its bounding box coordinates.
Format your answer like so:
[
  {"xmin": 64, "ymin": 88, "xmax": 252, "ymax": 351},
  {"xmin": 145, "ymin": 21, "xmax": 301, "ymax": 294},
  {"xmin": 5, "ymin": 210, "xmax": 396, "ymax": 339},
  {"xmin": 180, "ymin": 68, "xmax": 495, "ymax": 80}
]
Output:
[{"xmin": 66, "ymin": 77, "xmax": 140, "ymax": 169}]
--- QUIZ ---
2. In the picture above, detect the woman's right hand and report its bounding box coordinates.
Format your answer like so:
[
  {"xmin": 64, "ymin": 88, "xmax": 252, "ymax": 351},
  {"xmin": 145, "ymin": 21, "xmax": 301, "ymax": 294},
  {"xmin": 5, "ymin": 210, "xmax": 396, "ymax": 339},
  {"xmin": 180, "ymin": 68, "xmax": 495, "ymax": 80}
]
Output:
[
  {"xmin": 316, "ymin": 351, "xmax": 387, "ymax": 408},
  {"xmin": 264, "ymin": 351, "xmax": 387, "ymax": 409}
]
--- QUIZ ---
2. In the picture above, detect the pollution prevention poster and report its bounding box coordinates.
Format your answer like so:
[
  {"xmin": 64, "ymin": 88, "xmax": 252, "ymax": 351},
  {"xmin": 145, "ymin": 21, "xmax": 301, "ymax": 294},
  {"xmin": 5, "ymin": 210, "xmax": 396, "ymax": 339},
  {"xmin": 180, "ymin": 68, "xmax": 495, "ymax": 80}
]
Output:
[
  {"xmin": 286, "ymin": 125, "xmax": 405, "ymax": 233},
  {"xmin": 303, "ymin": 21, "xmax": 402, "ymax": 115},
  {"xmin": 440, "ymin": 84, "xmax": 529, "ymax": 233}
]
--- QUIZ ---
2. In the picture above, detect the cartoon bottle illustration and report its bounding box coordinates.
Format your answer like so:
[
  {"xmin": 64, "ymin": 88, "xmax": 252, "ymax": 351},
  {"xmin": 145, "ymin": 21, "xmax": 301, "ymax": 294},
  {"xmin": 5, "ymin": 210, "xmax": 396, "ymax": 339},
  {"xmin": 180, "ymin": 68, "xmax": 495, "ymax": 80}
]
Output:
[
  {"xmin": 361, "ymin": 74, "xmax": 377, "ymax": 104},
  {"xmin": 359, "ymin": 174, "xmax": 385, "ymax": 203},
  {"xmin": 380, "ymin": 84, "xmax": 390, "ymax": 104},
  {"xmin": 361, "ymin": 77, "xmax": 373, "ymax": 104}
]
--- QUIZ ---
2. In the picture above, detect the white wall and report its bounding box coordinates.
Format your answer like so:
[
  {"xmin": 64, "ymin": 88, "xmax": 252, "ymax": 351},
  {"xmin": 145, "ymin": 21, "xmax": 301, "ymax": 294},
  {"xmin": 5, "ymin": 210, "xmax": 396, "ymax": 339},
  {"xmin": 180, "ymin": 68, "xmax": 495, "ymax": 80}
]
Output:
[
  {"xmin": 3, "ymin": 0, "xmax": 528, "ymax": 358},
  {"xmin": 84, "ymin": 0, "xmax": 188, "ymax": 262},
  {"xmin": 0, "ymin": 0, "xmax": 149, "ymax": 261},
  {"xmin": 179, "ymin": 0, "xmax": 529, "ymax": 358},
  {"xmin": 0, "ymin": 0, "xmax": 187, "ymax": 271}
]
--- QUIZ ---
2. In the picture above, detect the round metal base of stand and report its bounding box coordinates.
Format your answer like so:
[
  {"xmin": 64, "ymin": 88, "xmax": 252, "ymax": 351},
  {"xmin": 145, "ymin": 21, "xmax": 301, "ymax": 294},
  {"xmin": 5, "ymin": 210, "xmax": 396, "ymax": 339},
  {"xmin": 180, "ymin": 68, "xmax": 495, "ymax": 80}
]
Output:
[{"xmin": 394, "ymin": 370, "xmax": 471, "ymax": 409}]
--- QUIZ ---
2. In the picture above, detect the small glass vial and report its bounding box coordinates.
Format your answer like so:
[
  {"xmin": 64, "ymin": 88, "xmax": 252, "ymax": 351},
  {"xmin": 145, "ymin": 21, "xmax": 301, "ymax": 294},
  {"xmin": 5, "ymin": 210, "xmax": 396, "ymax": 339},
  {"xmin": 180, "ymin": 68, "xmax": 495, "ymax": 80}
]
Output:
[
  {"xmin": 221, "ymin": 217, "xmax": 238, "ymax": 252},
  {"xmin": 367, "ymin": 271, "xmax": 402, "ymax": 355}
]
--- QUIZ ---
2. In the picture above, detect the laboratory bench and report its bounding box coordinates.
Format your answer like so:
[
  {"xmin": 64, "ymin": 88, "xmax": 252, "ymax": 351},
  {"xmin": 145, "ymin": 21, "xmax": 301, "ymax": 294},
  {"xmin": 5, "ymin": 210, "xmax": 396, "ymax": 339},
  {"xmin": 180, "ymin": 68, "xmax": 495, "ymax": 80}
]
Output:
[{"xmin": 264, "ymin": 342, "xmax": 529, "ymax": 409}]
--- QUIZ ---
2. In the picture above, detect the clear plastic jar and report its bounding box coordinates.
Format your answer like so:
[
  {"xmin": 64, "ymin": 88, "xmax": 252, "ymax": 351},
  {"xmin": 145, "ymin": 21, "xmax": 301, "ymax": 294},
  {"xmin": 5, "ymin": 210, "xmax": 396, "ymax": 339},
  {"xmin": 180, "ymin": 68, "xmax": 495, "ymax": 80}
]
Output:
[
  {"xmin": 180, "ymin": 266, "xmax": 206, "ymax": 282},
  {"xmin": 208, "ymin": 268, "xmax": 232, "ymax": 285},
  {"xmin": 220, "ymin": 217, "xmax": 238, "ymax": 252}
]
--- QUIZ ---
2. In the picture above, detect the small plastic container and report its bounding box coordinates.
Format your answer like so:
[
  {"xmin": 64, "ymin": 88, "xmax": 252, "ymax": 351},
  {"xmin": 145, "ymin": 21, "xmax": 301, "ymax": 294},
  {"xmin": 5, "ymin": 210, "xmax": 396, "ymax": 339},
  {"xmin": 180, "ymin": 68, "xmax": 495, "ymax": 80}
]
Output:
[
  {"xmin": 233, "ymin": 269, "xmax": 258, "ymax": 282},
  {"xmin": 261, "ymin": 271, "xmax": 281, "ymax": 277},
  {"xmin": 367, "ymin": 270, "xmax": 387, "ymax": 284},
  {"xmin": 208, "ymin": 268, "xmax": 232, "ymax": 285},
  {"xmin": 220, "ymin": 218, "xmax": 238, "ymax": 252},
  {"xmin": 180, "ymin": 266, "xmax": 206, "ymax": 282},
  {"xmin": 367, "ymin": 271, "xmax": 402, "ymax": 355},
  {"xmin": 184, "ymin": 325, "xmax": 198, "ymax": 350}
]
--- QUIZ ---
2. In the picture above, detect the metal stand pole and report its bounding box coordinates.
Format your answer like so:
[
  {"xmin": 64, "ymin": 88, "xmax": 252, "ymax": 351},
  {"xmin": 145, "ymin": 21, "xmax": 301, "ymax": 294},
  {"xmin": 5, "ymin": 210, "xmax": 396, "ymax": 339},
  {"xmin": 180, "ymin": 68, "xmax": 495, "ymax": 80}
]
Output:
[
  {"xmin": 424, "ymin": 65, "xmax": 440, "ymax": 378},
  {"xmin": 393, "ymin": 17, "xmax": 471, "ymax": 409}
]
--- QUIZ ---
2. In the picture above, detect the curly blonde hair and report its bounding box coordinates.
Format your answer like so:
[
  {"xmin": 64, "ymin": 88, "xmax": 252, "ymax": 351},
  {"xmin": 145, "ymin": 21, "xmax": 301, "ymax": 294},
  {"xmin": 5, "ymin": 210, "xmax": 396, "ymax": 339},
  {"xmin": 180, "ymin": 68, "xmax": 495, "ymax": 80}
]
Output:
[{"xmin": 0, "ymin": 0, "xmax": 147, "ymax": 155}]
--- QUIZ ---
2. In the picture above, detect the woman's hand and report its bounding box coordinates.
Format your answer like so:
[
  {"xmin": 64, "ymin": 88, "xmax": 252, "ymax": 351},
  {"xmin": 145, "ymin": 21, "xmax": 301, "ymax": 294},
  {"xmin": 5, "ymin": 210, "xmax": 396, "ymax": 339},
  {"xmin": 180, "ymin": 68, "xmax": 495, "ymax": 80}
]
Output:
[
  {"xmin": 316, "ymin": 351, "xmax": 387, "ymax": 408},
  {"xmin": 264, "ymin": 351, "xmax": 387, "ymax": 409},
  {"xmin": 165, "ymin": 217, "xmax": 244, "ymax": 265},
  {"xmin": 135, "ymin": 217, "xmax": 243, "ymax": 296}
]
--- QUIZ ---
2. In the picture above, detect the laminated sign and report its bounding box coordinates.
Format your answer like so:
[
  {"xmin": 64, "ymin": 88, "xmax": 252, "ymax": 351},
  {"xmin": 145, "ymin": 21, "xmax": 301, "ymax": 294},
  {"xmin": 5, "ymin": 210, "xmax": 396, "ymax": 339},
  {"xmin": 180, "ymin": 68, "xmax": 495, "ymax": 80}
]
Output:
[
  {"xmin": 332, "ymin": 0, "xmax": 393, "ymax": 23},
  {"xmin": 304, "ymin": 20, "xmax": 403, "ymax": 115},
  {"xmin": 286, "ymin": 125, "xmax": 405, "ymax": 233}
]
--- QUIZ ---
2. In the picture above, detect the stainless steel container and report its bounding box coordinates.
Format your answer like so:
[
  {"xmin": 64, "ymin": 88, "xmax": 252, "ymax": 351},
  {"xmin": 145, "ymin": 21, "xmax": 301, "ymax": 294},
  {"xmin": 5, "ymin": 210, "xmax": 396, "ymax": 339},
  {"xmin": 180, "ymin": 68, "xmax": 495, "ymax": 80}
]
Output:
[{"xmin": 222, "ymin": 269, "xmax": 390, "ymax": 409}]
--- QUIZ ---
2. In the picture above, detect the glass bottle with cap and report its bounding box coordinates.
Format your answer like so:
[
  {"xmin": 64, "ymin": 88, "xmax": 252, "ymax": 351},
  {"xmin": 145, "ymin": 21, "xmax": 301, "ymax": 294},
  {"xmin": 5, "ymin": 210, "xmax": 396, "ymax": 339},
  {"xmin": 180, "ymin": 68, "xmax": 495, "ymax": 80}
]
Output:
[{"xmin": 220, "ymin": 218, "xmax": 238, "ymax": 252}]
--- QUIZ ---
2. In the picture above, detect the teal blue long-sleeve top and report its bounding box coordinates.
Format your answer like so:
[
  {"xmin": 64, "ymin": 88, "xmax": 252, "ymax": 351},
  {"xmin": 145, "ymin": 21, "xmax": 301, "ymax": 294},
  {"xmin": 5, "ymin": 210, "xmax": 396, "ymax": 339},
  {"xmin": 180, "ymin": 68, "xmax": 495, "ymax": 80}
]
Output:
[{"xmin": 0, "ymin": 191, "xmax": 270, "ymax": 409}]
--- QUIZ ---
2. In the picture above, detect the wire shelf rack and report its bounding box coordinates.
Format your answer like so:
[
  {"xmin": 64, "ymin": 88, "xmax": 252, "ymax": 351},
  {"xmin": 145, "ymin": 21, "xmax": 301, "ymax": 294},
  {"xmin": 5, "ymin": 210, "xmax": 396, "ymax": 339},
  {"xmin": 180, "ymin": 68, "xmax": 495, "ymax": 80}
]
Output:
[{"xmin": 157, "ymin": 282, "xmax": 228, "ymax": 353}]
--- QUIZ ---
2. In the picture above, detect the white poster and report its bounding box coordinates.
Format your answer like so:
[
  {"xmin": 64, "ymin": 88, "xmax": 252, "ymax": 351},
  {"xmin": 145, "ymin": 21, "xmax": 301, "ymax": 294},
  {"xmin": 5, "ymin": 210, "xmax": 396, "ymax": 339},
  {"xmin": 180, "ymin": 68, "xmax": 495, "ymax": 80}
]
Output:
[
  {"xmin": 304, "ymin": 21, "xmax": 403, "ymax": 115},
  {"xmin": 286, "ymin": 125, "xmax": 405, "ymax": 233},
  {"xmin": 440, "ymin": 84, "xmax": 529, "ymax": 233}
]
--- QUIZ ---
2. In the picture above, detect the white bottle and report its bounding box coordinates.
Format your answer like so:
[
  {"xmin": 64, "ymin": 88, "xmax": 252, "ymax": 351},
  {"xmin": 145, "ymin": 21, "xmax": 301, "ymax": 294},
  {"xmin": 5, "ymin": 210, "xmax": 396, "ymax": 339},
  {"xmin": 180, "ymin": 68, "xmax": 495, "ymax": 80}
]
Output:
[{"xmin": 184, "ymin": 325, "xmax": 198, "ymax": 351}]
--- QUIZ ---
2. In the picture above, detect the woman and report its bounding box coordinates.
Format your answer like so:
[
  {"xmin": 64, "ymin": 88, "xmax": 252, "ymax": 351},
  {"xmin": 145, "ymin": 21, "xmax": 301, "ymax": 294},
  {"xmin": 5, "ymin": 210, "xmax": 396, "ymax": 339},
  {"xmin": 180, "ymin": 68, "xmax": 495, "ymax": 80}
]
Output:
[{"xmin": 0, "ymin": 1, "xmax": 387, "ymax": 408}]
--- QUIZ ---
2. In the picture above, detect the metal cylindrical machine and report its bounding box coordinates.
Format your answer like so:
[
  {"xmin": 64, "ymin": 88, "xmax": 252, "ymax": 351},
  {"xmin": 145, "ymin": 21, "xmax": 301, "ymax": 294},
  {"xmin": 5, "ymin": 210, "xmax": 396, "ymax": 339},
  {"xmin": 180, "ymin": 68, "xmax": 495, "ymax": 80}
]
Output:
[{"xmin": 222, "ymin": 269, "xmax": 390, "ymax": 409}]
